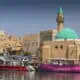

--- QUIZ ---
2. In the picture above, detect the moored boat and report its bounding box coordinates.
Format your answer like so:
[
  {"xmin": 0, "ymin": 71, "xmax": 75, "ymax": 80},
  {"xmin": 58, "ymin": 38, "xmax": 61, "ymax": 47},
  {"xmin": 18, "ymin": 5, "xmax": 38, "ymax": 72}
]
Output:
[
  {"xmin": 0, "ymin": 65, "xmax": 28, "ymax": 71},
  {"xmin": 38, "ymin": 59, "xmax": 80, "ymax": 72},
  {"xmin": 0, "ymin": 56, "xmax": 34, "ymax": 71}
]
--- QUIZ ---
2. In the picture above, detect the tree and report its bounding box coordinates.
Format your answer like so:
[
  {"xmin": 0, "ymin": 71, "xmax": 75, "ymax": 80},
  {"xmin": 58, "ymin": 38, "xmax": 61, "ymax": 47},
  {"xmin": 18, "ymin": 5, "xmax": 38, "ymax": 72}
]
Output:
[{"xmin": 24, "ymin": 52, "xmax": 32, "ymax": 56}]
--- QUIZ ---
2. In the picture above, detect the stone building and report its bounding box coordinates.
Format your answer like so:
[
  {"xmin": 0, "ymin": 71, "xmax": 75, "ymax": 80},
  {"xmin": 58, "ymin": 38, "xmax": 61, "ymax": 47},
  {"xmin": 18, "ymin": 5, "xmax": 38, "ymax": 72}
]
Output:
[
  {"xmin": 23, "ymin": 33, "xmax": 40, "ymax": 56},
  {"xmin": 41, "ymin": 39, "xmax": 80, "ymax": 64},
  {"xmin": 23, "ymin": 29, "xmax": 57, "ymax": 56},
  {"xmin": 40, "ymin": 6, "xmax": 80, "ymax": 64},
  {"xmin": 0, "ymin": 31, "xmax": 23, "ymax": 55},
  {"xmin": 40, "ymin": 29, "xmax": 57, "ymax": 42}
]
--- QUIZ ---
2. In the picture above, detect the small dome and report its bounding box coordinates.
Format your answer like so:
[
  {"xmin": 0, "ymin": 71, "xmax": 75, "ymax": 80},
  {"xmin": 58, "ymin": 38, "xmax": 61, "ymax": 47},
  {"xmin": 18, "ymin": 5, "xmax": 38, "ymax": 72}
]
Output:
[{"xmin": 56, "ymin": 28, "xmax": 78, "ymax": 39}]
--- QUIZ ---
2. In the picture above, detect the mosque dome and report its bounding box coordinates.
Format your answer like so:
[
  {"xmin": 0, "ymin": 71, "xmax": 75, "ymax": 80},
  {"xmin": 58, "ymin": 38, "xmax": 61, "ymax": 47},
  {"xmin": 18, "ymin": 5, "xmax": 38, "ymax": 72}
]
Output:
[{"xmin": 56, "ymin": 28, "xmax": 78, "ymax": 39}]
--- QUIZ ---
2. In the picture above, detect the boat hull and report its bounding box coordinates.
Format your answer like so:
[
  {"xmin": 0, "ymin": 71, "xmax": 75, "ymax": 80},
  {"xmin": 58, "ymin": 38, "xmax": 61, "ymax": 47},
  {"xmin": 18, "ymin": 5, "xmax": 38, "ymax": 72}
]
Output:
[
  {"xmin": 0, "ymin": 65, "xmax": 28, "ymax": 71},
  {"xmin": 38, "ymin": 64, "xmax": 80, "ymax": 73}
]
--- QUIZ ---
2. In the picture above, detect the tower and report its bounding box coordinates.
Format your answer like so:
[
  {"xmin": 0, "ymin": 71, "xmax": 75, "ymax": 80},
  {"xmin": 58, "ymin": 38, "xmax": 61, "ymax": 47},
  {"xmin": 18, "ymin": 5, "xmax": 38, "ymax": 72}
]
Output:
[{"xmin": 56, "ymin": 6, "xmax": 64, "ymax": 32}]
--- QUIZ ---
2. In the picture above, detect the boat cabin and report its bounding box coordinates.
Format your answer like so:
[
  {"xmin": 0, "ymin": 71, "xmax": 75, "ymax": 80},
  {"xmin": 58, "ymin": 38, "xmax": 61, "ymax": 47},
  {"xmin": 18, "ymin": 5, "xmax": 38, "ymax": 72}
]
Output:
[{"xmin": 45, "ymin": 58, "xmax": 78, "ymax": 66}]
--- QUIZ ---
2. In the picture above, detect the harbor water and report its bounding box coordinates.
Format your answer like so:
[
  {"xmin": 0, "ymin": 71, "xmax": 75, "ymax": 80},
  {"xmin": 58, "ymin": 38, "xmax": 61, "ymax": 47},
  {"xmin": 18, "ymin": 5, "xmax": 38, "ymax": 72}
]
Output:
[{"xmin": 0, "ymin": 71, "xmax": 80, "ymax": 80}]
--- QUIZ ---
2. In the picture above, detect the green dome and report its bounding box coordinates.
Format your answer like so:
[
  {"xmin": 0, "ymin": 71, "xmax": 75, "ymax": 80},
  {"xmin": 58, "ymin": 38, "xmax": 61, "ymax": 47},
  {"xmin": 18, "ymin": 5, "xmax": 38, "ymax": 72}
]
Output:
[{"xmin": 56, "ymin": 28, "xmax": 78, "ymax": 39}]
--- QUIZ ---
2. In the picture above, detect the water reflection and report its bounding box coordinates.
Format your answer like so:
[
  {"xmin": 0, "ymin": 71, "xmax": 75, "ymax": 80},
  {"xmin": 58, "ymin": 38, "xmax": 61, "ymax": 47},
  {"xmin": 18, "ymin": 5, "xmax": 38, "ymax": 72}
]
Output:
[
  {"xmin": 36, "ymin": 72, "xmax": 80, "ymax": 80},
  {"xmin": 0, "ymin": 71, "xmax": 80, "ymax": 80},
  {"xmin": 0, "ymin": 71, "xmax": 28, "ymax": 80}
]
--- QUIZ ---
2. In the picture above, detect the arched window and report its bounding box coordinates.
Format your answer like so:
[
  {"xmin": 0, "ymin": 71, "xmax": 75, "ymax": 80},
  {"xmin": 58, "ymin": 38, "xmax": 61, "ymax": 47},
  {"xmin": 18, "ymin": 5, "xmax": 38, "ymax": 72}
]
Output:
[
  {"xmin": 79, "ymin": 55, "xmax": 80, "ymax": 62},
  {"xmin": 55, "ymin": 45, "xmax": 58, "ymax": 49},
  {"xmin": 36, "ymin": 42, "xmax": 38, "ymax": 46},
  {"xmin": 60, "ymin": 45, "xmax": 63, "ymax": 49},
  {"xmin": 32, "ymin": 42, "xmax": 34, "ymax": 46}
]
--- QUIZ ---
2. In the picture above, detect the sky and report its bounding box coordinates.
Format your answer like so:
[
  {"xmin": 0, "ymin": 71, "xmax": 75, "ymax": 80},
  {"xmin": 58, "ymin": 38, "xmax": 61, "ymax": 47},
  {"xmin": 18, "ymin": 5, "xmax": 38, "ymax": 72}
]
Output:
[{"xmin": 0, "ymin": 0, "xmax": 80, "ymax": 36}]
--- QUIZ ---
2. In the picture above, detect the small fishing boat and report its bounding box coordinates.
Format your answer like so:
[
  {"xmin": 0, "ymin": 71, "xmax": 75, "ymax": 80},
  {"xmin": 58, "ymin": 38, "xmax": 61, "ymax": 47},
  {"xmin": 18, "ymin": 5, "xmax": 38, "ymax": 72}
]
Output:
[
  {"xmin": 0, "ymin": 47, "xmax": 35, "ymax": 71},
  {"xmin": 38, "ymin": 58, "xmax": 80, "ymax": 73},
  {"xmin": 0, "ymin": 56, "xmax": 35, "ymax": 71}
]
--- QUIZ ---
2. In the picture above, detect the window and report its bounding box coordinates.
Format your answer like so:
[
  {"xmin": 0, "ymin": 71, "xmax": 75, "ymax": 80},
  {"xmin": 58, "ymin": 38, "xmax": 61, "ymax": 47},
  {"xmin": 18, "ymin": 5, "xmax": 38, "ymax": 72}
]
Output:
[
  {"xmin": 27, "ymin": 48, "xmax": 29, "ymax": 51},
  {"xmin": 55, "ymin": 45, "xmax": 58, "ymax": 49},
  {"xmin": 27, "ymin": 42, "xmax": 30, "ymax": 46},
  {"xmin": 79, "ymin": 55, "xmax": 80, "ymax": 62},
  {"xmin": 36, "ymin": 42, "xmax": 38, "ymax": 46},
  {"xmin": 60, "ymin": 45, "xmax": 63, "ymax": 49},
  {"xmin": 32, "ymin": 42, "xmax": 34, "ymax": 46}
]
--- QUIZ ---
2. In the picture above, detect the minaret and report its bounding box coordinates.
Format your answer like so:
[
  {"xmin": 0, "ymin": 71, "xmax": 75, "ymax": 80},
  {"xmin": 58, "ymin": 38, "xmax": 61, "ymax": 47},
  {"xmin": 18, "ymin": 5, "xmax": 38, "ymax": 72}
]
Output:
[{"xmin": 56, "ymin": 6, "xmax": 64, "ymax": 32}]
